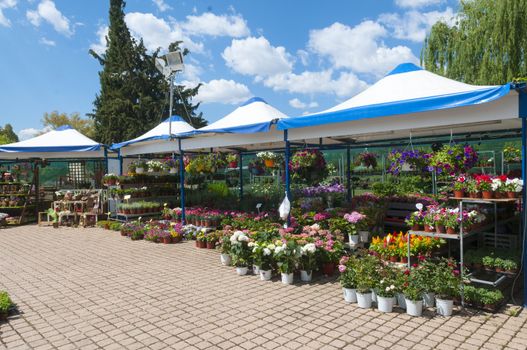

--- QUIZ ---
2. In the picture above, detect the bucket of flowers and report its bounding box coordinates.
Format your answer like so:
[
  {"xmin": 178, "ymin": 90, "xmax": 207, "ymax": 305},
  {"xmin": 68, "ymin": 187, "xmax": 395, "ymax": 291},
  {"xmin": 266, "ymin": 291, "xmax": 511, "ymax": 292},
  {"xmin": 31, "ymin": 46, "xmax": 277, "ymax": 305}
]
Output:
[
  {"xmin": 218, "ymin": 232, "xmax": 232, "ymax": 266},
  {"xmin": 343, "ymin": 211, "xmax": 367, "ymax": 246},
  {"xmin": 432, "ymin": 258, "xmax": 461, "ymax": 316},
  {"xmin": 339, "ymin": 255, "xmax": 358, "ymax": 303},
  {"xmin": 354, "ymin": 254, "xmax": 381, "ymax": 309},
  {"xmin": 298, "ymin": 242, "xmax": 317, "ymax": 282},
  {"xmin": 376, "ymin": 276, "xmax": 397, "ymax": 313}
]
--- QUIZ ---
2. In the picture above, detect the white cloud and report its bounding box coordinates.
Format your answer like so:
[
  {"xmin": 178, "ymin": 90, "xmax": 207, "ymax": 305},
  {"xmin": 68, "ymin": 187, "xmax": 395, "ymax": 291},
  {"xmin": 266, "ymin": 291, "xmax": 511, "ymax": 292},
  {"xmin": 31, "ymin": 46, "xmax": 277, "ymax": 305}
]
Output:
[
  {"xmin": 90, "ymin": 25, "xmax": 108, "ymax": 55},
  {"xmin": 308, "ymin": 21, "xmax": 418, "ymax": 77},
  {"xmin": 39, "ymin": 37, "xmax": 55, "ymax": 46},
  {"xmin": 297, "ymin": 49, "xmax": 310, "ymax": 66},
  {"xmin": 0, "ymin": 0, "xmax": 17, "ymax": 27},
  {"xmin": 395, "ymin": 0, "xmax": 444, "ymax": 8},
  {"xmin": 264, "ymin": 70, "xmax": 368, "ymax": 98},
  {"xmin": 26, "ymin": 0, "xmax": 73, "ymax": 37},
  {"xmin": 152, "ymin": 0, "xmax": 171, "ymax": 12},
  {"xmin": 222, "ymin": 36, "xmax": 293, "ymax": 77},
  {"xmin": 195, "ymin": 79, "xmax": 252, "ymax": 105},
  {"xmin": 18, "ymin": 127, "xmax": 51, "ymax": 140},
  {"xmin": 379, "ymin": 7, "xmax": 455, "ymax": 42},
  {"xmin": 181, "ymin": 12, "xmax": 250, "ymax": 37},
  {"xmin": 125, "ymin": 12, "xmax": 203, "ymax": 53},
  {"xmin": 289, "ymin": 98, "xmax": 318, "ymax": 109}
]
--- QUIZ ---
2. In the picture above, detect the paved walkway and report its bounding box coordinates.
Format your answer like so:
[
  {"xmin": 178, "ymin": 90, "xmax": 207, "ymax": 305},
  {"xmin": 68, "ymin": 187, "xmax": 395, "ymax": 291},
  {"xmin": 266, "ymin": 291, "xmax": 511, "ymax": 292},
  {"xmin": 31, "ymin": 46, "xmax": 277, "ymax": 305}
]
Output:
[{"xmin": 0, "ymin": 225, "xmax": 526, "ymax": 349}]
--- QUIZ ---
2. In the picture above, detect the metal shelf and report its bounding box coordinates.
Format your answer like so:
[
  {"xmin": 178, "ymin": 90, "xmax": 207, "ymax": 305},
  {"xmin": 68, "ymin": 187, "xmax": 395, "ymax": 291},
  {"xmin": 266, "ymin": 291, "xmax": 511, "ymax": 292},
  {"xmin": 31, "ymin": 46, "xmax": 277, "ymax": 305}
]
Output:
[{"xmin": 407, "ymin": 230, "xmax": 478, "ymax": 240}]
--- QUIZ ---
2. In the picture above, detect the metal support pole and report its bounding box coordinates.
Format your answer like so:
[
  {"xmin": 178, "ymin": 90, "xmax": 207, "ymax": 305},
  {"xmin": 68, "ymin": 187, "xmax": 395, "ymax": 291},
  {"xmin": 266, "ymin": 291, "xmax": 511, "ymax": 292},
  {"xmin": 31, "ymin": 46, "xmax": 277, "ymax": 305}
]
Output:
[
  {"xmin": 104, "ymin": 147, "xmax": 109, "ymax": 174},
  {"xmin": 519, "ymin": 88, "xmax": 527, "ymax": 307},
  {"xmin": 117, "ymin": 150, "xmax": 123, "ymax": 176},
  {"xmin": 239, "ymin": 152, "xmax": 243, "ymax": 206},
  {"xmin": 284, "ymin": 130, "xmax": 291, "ymax": 226},
  {"xmin": 459, "ymin": 200, "xmax": 465, "ymax": 307},
  {"xmin": 178, "ymin": 138, "xmax": 186, "ymax": 225},
  {"xmin": 169, "ymin": 74, "xmax": 174, "ymax": 137},
  {"xmin": 346, "ymin": 145, "xmax": 352, "ymax": 202}
]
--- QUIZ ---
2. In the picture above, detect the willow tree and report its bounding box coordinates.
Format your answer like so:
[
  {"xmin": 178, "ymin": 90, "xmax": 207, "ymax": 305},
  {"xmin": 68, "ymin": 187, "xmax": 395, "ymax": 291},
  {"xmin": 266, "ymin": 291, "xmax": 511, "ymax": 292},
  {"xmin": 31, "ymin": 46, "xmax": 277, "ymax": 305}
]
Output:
[{"xmin": 421, "ymin": 0, "xmax": 527, "ymax": 85}]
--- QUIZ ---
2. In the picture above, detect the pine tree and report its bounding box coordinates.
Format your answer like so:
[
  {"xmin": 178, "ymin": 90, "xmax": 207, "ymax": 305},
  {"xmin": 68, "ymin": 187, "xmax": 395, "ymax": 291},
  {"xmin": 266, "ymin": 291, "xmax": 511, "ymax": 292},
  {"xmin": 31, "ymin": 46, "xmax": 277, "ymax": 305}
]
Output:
[
  {"xmin": 421, "ymin": 0, "xmax": 527, "ymax": 85},
  {"xmin": 89, "ymin": 0, "xmax": 205, "ymax": 144}
]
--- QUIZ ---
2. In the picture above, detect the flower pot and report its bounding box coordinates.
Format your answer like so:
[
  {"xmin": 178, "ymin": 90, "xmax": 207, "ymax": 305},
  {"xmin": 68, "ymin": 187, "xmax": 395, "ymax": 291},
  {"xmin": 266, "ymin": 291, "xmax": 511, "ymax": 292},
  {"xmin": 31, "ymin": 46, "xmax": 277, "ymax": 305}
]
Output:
[
  {"xmin": 253, "ymin": 265, "xmax": 261, "ymax": 275},
  {"xmin": 436, "ymin": 298, "xmax": 454, "ymax": 316},
  {"xmin": 342, "ymin": 288, "xmax": 357, "ymax": 303},
  {"xmin": 206, "ymin": 241, "xmax": 215, "ymax": 249},
  {"xmin": 469, "ymin": 192, "xmax": 479, "ymax": 199},
  {"xmin": 356, "ymin": 291, "xmax": 373, "ymax": 309},
  {"xmin": 405, "ymin": 299, "xmax": 423, "ymax": 316},
  {"xmin": 400, "ymin": 256, "xmax": 408, "ymax": 264},
  {"xmin": 220, "ymin": 254, "xmax": 231, "ymax": 266},
  {"xmin": 424, "ymin": 225, "xmax": 434, "ymax": 233},
  {"xmin": 172, "ymin": 236, "xmax": 182, "ymax": 243},
  {"xmin": 161, "ymin": 236, "xmax": 172, "ymax": 244},
  {"xmin": 435, "ymin": 225, "xmax": 446, "ymax": 234},
  {"xmin": 377, "ymin": 296, "xmax": 394, "ymax": 313},
  {"xmin": 389, "ymin": 256, "xmax": 398, "ymax": 263},
  {"xmin": 423, "ymin": 292, "xmax": 435, "ymax": 307},
  {"xmin": 453, "ymin": 190, "xmax": 465, "ymax": 198},
  {"xmin": 372, "ymin": 289, "xmax": 377, "ymax": 303},
  {"xmin": 264, "ymin": 159, "xmax": 275, "ymax": 168},
  {"xmin": 507, "ymin": 191, "xmax": 519, "ymax": 199},
  {"xmin": 229, "ymin": 161, "xmax": 238, "ymax": 168},
  {"xmin": 300, "ymin": 270, "xmax": 312, "ymax": 282},
  {"xmin": 348, "ymin": 234, "xmax": 360, "ymax": 247},
  {"xmin": 236, "ymin": 267, "xmax": 248, "ymax": 276},
  {"xmin": 53, "ymin": 222, "xmax": 59, "ymax": 229},
  {"xmin": 411, "ymin": 224, "xmax": 421, "ymax": 231},
  {"xmin": 198, "ymin": 241, "xmax": 207, "ymax": 248},
  {"xmin": 446, "ymin": 227, "xmax": 458, "ymax": 235},
  {"xmin": 195, "ymin": 241, "xmax": 200, "ymax": 248},
  {"xmin": 281, "ymin": 272, "xmax": 294, "ymax": 285},
  {"xmin": 482, "ymin": 191, "xmax": 494, "ymax": 199},
  {"xmin": 136, "ymin": 167, "xmax": 144, "ymax": 174},
  {"xmin": 322, "ymin": 262, "xmax": 335, "ymax": 276},
  {"xmin": 120, "ymin": 230, "xmax": 127, "ymax": 236},
  {"xmin": 169, "ymin": 167, "xmax": 178, "ymax": 174},
  {"xmin": 358, "ymin": 231, "xmax": 369, "ymax": 243},
  {"xmin": 396, "ymin": 293, "xmax": 406, "ymax": 309},
  {"xmin": 260, "ymin": 270, "xmax": 272, "ymax": 281}
]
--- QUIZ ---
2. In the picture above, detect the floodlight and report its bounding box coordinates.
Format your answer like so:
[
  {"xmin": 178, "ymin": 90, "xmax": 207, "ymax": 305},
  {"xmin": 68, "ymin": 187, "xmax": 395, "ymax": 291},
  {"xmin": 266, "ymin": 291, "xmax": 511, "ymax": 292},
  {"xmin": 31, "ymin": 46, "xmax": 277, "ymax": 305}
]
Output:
[{"xmin": 165, "ymin": 51, "xmax": 184, "ymax": 72}]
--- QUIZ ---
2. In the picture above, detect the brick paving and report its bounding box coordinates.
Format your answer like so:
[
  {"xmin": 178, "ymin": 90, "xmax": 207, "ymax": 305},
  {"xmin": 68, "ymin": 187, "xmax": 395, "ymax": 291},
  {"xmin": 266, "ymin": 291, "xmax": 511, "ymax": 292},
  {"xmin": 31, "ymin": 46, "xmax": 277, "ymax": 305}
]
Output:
[{"xmin": 0, "ymin": 225, "xmax": 526, "ymax": 349}]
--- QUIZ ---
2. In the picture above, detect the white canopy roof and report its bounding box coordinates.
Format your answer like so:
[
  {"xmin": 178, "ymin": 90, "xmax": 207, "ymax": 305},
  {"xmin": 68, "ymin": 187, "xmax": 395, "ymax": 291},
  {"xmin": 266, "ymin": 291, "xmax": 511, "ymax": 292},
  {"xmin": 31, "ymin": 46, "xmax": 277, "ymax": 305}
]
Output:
[{"xmin": 0, "ymin": 125, "xmax": 105, "ymax": 160}]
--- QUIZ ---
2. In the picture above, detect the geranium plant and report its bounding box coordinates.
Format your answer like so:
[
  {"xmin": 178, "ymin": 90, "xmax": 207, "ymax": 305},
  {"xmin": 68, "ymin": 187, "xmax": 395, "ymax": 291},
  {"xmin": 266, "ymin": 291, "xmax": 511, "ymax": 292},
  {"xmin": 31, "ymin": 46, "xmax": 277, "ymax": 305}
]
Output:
[{"xmin": 432, "ymin": 258, "xmax": 461, "ymax": 300}]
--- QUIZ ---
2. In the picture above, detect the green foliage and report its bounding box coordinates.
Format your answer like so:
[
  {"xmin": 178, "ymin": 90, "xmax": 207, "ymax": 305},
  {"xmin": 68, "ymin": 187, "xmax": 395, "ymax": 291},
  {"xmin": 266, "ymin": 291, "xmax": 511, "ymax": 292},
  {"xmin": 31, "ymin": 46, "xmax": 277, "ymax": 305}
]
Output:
[
  {"xmin": 371, "ymin": 176, "xmax": 427, "ymax": 197},
  {"xmin": 89, "ymin": 0, "xmax": 204, "ymax": 144},
  {"xmin": 0, "ymin": 291, "xmax": 13, "ymax": 314},
  {"xmin": 422, "ymin": 0, "xmax": 527, "ymax": 85},
  {"xmin": 0, "ymin": 124, "xmax": 18, "ymax": 144},
  {"xmin": 41, "ymin": 112, "xmax": 95, "ymax": 138}
]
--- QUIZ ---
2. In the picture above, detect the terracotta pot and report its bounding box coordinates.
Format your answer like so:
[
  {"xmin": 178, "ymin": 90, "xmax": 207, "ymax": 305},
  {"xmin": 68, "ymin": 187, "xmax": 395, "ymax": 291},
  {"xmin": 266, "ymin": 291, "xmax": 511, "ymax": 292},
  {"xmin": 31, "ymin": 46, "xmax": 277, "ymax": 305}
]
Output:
[
  {"xmin": 389, "ymin": 256, "xmax": 398, "ymax": 263},
  {"xmin": 424, "ymin": 225, "xmax": 434, "ymax": 233},
  {"xmin": 507, "ymin": 191, "xmax": 519, "ymax": 199},
  {"xmin": 468, "ymin": 192, "xmax": 477, "ymax": 198},
  {"xmin": 172, "ymin": 236, "xmax": 182, "ymax": 243},
  {"xmin": 264, "ymin": 159, "xmax": 275, "ymax": 168},
  {"xmin": 199, "ymin": 241, "xmax": 207, "ymax": 249},
  {"xmin": 162, "ymin": 236, "xmax": 172, "ymax": 244},
  {"xmin": 120, "ymin": 230, "xmax": 127, "ymax": 236},
  {"xmin": 229, "ymin": 161, "xmax": 238, "ymax": 168},
  {"xmin": 482, "ymin": 191, "xmax": 494, "ymax": 199},
  {"xmin": 411, "ymin": 224, "xmax": 421, "ymax": 231},
  {"xmin": 453, "ymin": 190, "xmax": 465, "ymax": 198},
  {"xmin": 206, "ymin": 241, "xmax": 215, "ymax": 249},
  {"xmin": 195, "ymin": 240, "xmax": 200, "ymax": 248},
  {"xmin": 322, "ymin": 262, "xmax": 335, "ymax": 276},
  {"xmin": 400, "ymin": 256, "xmax": 408, "ymax": 264},
  {"xmin": 104, "ymin": 223, "xmax": 110, "ymax": 230},
  {"xmin": 435, "ymin": 225, "xmax": 446, "ymax": 234},
  {"xmin": 446, "ymin": 227, "xmax": 457, "ymax": 235}
]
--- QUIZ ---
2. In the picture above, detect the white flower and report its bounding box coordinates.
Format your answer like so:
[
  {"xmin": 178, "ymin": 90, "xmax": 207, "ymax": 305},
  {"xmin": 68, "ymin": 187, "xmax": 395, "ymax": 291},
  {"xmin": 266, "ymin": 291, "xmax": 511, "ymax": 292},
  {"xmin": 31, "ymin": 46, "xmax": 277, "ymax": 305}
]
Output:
[
  {"xmin": 267, "ymin": 244, "xmax": 276, "ymax": 250},
  {"xmin": 310, "ymin": 223, "xmax": 320, "ymax": 230},
  {"xmin": 416, "ymin": 203, "xmax": 423, "ymax": 211},
  {"xmin": 302, "ymin": 243, "xmax": 316, "ymax": 254},
  {"xmin": 385, "ymin": 287, "xmax": 390, "ymax": 292},
  {"xmin": 390, "ymin": 285, "xmax": 395, "ymax": 290},
  {"xmin": 263, "ymin": 248, "xmax": 271, "ymax": 256},
  {"xmin": 248, "ymin": 242, "xmax": 255, "ymax": 247}
]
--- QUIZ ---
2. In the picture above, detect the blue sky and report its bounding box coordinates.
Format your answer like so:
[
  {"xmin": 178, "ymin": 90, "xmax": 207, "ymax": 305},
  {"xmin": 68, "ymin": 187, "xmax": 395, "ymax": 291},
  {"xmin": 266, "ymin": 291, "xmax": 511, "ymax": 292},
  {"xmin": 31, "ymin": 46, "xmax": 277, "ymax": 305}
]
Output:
[{"xmin": 0, "ymin": 0, "xmax": 458, "ymax": 140}]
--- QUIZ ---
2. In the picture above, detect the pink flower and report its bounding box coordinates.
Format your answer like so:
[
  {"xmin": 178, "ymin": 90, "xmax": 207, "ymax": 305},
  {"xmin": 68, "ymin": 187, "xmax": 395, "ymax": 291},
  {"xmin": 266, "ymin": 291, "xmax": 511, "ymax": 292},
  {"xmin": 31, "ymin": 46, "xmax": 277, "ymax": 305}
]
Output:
[
  {"xmin": 339, "ymin": 256, "xmax": 349, "ymax": 265},
  {"xmin": 338, "ymin": 265, "xmax": 346, "ymax": 273}
]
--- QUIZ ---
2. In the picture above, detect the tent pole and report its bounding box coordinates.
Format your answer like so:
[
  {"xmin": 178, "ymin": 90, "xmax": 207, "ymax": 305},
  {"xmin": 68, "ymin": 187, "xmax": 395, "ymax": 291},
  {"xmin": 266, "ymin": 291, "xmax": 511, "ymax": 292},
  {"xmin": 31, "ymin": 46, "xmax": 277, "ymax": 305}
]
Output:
[
  {"xmin": 178, "ymin": 138, "xmax": 186, "ymax": 225},
  {"xmin": 118, "ymin": 150, "xmax": 123, "ymax": 176},
  {"xmin": 284, "ymin": 130, "xmax": 291, "ymax": 226},
  {"xmin": 239, "ymin": 151, "xmax": 243, "ymax": 208},
  {"xmin": 104, "ymin": 147, "xmax": 108, "ymax": 174},
  {"xmin": 520, "ymin": 89, "xmax": 527, "ymax": 308},
  {"xmin": 346, "ymin": 145, "xmax": 351, "ymax": 203}
]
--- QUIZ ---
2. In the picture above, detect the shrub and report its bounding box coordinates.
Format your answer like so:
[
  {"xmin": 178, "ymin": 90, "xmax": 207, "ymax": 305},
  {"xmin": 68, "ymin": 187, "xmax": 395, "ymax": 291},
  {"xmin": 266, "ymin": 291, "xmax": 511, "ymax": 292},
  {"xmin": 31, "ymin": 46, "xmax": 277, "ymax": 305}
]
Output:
[{"xmin": 0, "ymin": 291, "xmax": 13, "ymax": 315}]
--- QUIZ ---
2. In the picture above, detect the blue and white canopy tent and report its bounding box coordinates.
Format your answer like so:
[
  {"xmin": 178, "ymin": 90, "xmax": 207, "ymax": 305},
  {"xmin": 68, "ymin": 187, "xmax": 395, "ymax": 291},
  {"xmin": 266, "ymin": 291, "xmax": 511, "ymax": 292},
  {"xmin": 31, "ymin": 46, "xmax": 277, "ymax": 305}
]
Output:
[
  {"xmin": 0, "ymin": 125, "xmax": 105, "ymax": 160},
  {"xmin": 181, "ymin": 97, "xmax": 288, "ymax": 152}
]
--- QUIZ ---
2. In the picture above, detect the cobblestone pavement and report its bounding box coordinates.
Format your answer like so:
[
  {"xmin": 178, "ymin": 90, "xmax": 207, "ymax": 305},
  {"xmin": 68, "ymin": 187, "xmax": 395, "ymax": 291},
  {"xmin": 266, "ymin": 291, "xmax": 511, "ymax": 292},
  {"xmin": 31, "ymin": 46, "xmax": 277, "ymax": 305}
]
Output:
[{"xmin": 0, "ymin": 225, "xmax": 526, "ymax": 349}]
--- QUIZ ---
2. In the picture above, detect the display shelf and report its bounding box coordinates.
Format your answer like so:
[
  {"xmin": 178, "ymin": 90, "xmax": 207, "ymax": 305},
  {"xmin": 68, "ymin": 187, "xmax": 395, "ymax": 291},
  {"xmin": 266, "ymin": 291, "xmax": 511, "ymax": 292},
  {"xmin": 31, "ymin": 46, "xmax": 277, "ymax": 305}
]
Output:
[
  {"xmin": 449, "ymin": 197, "xmax": 519, "ymax": 203},
  {"xmin": 468, "ymin": 270, "xmax": 508, "ymax": 287},
  {"xmin": 408, "ymin": 230, "xmax": 478, "ymax": 240},
  {"xmin": 111, "ymin": 211, "xmax": 161, "ymax": 222}
]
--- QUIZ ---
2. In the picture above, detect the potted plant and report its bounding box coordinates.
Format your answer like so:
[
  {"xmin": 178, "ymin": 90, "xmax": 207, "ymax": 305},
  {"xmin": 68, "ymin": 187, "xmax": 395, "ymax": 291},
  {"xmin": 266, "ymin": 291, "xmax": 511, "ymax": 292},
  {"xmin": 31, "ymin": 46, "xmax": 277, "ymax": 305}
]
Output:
[
  {"xmin": 134, "ymin": 159, "xmax": 147, "ymax": 174},
  {"xmin": 453, "ymin": 175, "xmax": 467, "ymax": 198},
  {"xmin": 251, "ymin": 242, "xmax": 275, "ymax": 281},
  {"xmin": 429, "ymin": 144, "xmax": 478, "ymax": 175},
  {"xmin": 147, "ymin": 160, "xmax": 163, "ymax": 173},
  {"xmin": 376, "ymin": 279, "xmax": 397, "ymax": 313},
  {"xmin": 226, "ymin": 153, "xmax": 239, "ymax": 168},
  {"xmin": 229, "ymin": 231, "xmax": 251, "ymax": 275},
  {"xmin": 403, "ymin": 275, "xmax": 424, "ymax": 316},
  {"xmin": 354, "ymin": 255, "xmax": 380, "ymax": 309},
  {"xmin": 102, "ymin": 173, "xmax": 119, "ymax": 186},
  {"xmin": 444, "ymin": 209, "xmax": 460, "ymax": 235},
  {"xmin": 355, "ymin": 151, "xmax": 377, "ymax": 169},
  {"xmin": 482, "ymin": 255, "xmax": 495, "ymax": 271},
  {"xmin": 206, "ymin": 232, "xmax": 218, "ymax": 249},
  {"xmin": 503, "ymin": 144, "xmax": 521, "ymax": 163},
  {"xmin": 299, "ymin": 243, "xmax": 317, "ymax": 282},
  {"xmin": 503, "ymin": 259, "xmax": 518, "ymax": 274},
  {"xmin": 405, "ymin": 203, "xmax": 425, "ymax": 231},
  {"xmin": 47, "ymin": 208, "xmax": 59, "ymax": 228},
  {"xmin": 432, "ymin": 258, "xmax": 461, "ymax": 316},
  {"xmin": 343, "ymin": 211, "xmax": 367, "ymax": 246},
  {"xmin": 423, "ymin": 210, "xmax": 435, "ymax": 232},
  {"xmin": 465, "ymin": 178, "xmax": 480, "ymax": 198},
  {"xmin": 248, "ymin": 159, "xmax": 265, "ymax": 175},
  {"xmin": 290, "ymin": 149, "xmax": 328, "ymax": 185},
  {"xmin": 0, "ymin": 291, "xmax": 13, "ymax": 322},
  {"xmin": 196, "ymin": 232, "xmax": 207, "ymax": 248},
  {"xmin": 257, "ymin": 151, "xmax": 281, "ymax": 168},
  {"xmin": 316, "ymin": 235, "xmax": 343, "ymax": 276},
  {"xmin": 339, "ymin": 256, "xmax": 357, "ymax": 303},
  {"xmin": 163, "ymin": 157, "xmax": 179, "ymax": 174},
  {"xmin": 274, "ymin": 240, "xmax": 300, "ymax": 285},
  {"xmin": 432, "ymin": 208, "xmax": 447, "ymax": 234},
  {"xmin": 130, "ymin": 227, "xmax": 144, "ymax": 240},
  {"xmin": 505, "ymin": 177, "xmax": 523, "ymax": 198},
  {"xmin": 218, "ymin": 233, "xmax": 232, "ymax": 266},
  {"xmin": 159, "ymin": 230, "xmax": 172, "ymax": 244},
  {"xmin": 476, "ymin": 174, "xmax": 494, "ymax": 199},
  {"xmin": 387, "ymin": 149, "xmax": 428, "ymax": 175}
]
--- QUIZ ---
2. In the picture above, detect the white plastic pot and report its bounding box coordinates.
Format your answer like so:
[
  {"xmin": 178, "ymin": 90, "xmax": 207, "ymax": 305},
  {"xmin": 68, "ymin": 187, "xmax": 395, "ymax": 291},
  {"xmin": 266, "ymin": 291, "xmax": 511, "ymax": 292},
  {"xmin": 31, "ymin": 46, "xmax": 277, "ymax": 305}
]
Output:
[
  {"xmin": 396, "ymin": 293, "xmax": 406, "ymax": 309},
  {"xmin": 356, "ymin": 291, "xmax": 373, "ymax": 309},
  {"xmin": 342, "ymin": 288, "xmax": 357, "ymax": 303},
  {"xmin": 372, "ymin": 289, "xmax": 377, "ymax": 303},
  {"xmin": 253, "ymin": 265, "xmax": 261, "ymax": 275},
  {"xmin": 405, "ymin": 299, "xmax": 423, "ymax": 316},
  {"xmin": 236, "ymin": 267, "xmax": 248, "ymax": 276},
  {"xmin": 423, "ymin": 292, "xmax": 436, "ymax": 308},
  {"xmin": 260, "ymin": 270, "xmax": 272, "ymax": 281},
  {"xmin": 220, "ymin": 254, "xmax": 231, "ymax": 266},
  {"xmin": 300, "ymin": 270, "xmax": 312, "ymax": 282},
  {"xmin": 358, "ymin": 231, "xmax": 369, "ymax": 243},
  {"xmin": 436, "ymin": 298, "xmax": 454, "ymax": 316},
  {"xmin": 377, "ymin": 296, "xmax": 394, "ymax": 313},
  {"xmin": 281, "ymin": 272, "xmax": 294, "ymax": 285},
  {"xmin": 349, "ymin": 234, "xmax": 360, "ymax": 247}
]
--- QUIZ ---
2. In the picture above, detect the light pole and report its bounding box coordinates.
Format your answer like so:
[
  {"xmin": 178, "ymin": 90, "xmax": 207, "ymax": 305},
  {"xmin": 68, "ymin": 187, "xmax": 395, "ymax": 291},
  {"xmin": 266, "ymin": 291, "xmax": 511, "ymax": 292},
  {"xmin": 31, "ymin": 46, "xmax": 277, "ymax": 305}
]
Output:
[{"xmin": 155, "ymin": 51, "xmax": 184, "ymax": 137}]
